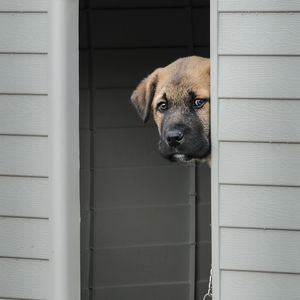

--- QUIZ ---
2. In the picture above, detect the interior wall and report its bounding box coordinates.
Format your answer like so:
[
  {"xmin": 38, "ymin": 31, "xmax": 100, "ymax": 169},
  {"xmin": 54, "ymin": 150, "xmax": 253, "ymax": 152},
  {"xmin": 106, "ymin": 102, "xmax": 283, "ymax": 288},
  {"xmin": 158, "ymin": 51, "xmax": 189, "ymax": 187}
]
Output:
[{"xmin": 79, "ymin": 1, "xmax": 211, "ymax": 299}]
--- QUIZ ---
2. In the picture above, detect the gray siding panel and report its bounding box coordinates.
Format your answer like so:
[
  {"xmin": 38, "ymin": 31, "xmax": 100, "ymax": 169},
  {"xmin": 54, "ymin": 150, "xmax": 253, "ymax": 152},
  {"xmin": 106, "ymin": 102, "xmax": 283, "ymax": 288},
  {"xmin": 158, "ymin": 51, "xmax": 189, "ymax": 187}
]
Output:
[
  {"xmin": 90, "ymin": 9, "xmax": 190, "ymax": 48},
  {"xmin": 0, "ymin": 136, "xmax": 48, "ymax": 177},
  {"xmin": 219, "ymin": 99, "xmax": 300, "ymax": 142},
  {"xmin": 219, "ymin": 142, "xmax": 300, "ymax": 186},
  {"xmin": 94, "ymin": 166, "xmax": 190, "ymax": 207},
  {"xmin": 94, "ymin": 283, "xmax": 190, "ymax": 300},
  {"xmin": 219, "ymin": 56, "xmax": 300, "ymax": 99},
  {"xmin": 0, "ymin": 13, "xmax": 48, "ymax": 53},
  {"xmin": 0, "ymin": 176, "xmax": 49, "ymax": 218},
  {"xmin": 0, "ymin": 95, "xmax": 47, "ymax": 135},
  {"xmin": 94, "ymin": 89, "xmax": 155, "ymax": 128},
  {"xmin": 221, "ymin": 271, "xmax": 300, "ymax": 300},
  {"xmin": 0, "ymin": 0, "xmax": 48, "ymax": 11},
  {"xmin": 92, "ymin": 48, "xmax": 209, "ymax": 88},
  {"xmin": 219, "ymin": 13, "xmax": 300, "ymax": 55},
  {"xmin": 220, "ymin": 185, "xmax": 300, "ymax": 230},
  {"xmin": 93, "ymin": 245, "xmax": 190, "ymax": 286},
  {"xmin": 0, "ymin": 218, "xmax": 49, "ymax": 259},
  {"xmin": 94, "ymin": 206, "xmax": 190, "ymax": 247},
  {"xmin": 219, "ymin": 0, "xmax": 300, "ymax": 11},
  {"xmin": 0, "ymin": 258, "xmax": 49, "ymax": 299},
  {"xmin": 94, "ymin": 128, "xmax": 168, "ymax": 168},
  {"xmin": 220, "ymin": 228, "xmax": 300, "ymax": 273},
  {"xmin": 0, "ymin": 54, "xmax": 47, "ymax": 94}
]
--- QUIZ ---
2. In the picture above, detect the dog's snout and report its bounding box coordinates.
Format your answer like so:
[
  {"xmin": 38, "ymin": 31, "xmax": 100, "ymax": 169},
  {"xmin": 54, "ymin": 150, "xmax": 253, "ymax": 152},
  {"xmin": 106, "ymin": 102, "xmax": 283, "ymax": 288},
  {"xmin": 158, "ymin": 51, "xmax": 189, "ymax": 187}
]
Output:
[{"xmin": 166, "ymin": 129, "xmax": 184, "ymax": 147}]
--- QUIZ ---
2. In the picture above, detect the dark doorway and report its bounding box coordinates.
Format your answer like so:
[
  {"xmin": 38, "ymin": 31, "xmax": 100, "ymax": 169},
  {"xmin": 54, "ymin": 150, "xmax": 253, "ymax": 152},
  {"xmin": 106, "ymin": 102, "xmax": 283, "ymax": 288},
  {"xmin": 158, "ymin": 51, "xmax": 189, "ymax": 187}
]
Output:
[{"xmin": 79, "ymin": 1, "xmax": 211, "ymax": 299}]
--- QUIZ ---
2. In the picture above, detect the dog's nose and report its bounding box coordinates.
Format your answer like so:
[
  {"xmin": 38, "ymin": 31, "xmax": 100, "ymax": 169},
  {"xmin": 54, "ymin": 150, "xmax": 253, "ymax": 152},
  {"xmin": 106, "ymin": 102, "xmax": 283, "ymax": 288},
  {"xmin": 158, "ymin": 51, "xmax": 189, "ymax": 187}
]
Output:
[{"xmin": 166, "ymin": 129, "xmax": 184, "ymax": 147}]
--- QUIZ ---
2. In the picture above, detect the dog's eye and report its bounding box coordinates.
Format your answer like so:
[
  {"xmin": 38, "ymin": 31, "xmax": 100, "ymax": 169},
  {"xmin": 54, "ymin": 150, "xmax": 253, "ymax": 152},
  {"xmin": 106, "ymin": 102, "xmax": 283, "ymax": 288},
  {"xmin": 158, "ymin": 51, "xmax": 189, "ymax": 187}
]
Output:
[
  {"xmin": 194, "ymin": 98, "xmax": 209, "ymax": 109},
  {"xmin": 157, "ymin": 101, "xmax": 168, "ymax": 112}
]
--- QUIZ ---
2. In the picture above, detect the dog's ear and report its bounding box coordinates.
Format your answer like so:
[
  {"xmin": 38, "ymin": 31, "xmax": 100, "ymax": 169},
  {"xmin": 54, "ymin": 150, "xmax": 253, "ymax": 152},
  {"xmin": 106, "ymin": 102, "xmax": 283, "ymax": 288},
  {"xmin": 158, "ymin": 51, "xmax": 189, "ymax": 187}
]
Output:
[{"xmin": 131, "ymin": 69, "xmax": 160, "ymax": 123}]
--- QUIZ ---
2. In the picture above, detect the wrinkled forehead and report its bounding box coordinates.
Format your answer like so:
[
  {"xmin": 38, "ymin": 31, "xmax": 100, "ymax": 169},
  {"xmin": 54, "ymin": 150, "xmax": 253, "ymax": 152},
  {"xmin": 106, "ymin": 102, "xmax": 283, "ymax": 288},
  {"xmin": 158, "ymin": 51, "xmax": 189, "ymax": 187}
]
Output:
[{"xmin": 156, "ymin": 59, "xmax": 209, "ymax": 97}]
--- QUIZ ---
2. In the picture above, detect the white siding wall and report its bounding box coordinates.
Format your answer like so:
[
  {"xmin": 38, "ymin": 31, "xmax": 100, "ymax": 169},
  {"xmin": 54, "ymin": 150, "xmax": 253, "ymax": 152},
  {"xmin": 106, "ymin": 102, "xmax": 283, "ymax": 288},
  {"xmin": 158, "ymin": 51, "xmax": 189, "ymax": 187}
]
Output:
[
  {"xmin": 0, "ymin": 1, "xmax": 50, "ymax": 299},
  {"xmin": 212, "ymin": 2, "xmax": 300, "ymax": 299}
]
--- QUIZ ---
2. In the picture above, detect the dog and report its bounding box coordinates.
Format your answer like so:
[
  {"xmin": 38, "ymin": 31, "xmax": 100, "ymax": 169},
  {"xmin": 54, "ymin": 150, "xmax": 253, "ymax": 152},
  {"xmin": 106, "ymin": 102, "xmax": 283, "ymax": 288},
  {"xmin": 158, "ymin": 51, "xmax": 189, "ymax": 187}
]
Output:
[{"xmin": 131, "ymin": 56, "xmax": 211, "ymax": 165}]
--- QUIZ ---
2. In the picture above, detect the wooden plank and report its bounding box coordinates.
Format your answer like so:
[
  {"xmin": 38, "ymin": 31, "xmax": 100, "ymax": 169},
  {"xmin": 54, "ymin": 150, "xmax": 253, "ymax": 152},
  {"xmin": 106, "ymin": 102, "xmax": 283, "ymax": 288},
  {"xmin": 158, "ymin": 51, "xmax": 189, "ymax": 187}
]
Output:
[
  {"xmin": 0, "ymin": 54, "xmax": 47, "ymax": 94},
  {"xmin": 0, "ymin": 258, "xmax": 49, "ymax": 299},
  {"xmin": 79, "ymin": 50, "xmax": 89, "ymax": 89},
  {"xmin": 219, "ymin": 13, "xmax": 300, "ymax": 55},
  {"xmin": 91, "ymin": 0, "xmax": 188, "ymax": 7},
  {"xmin": 92, "ymin": 48, "xmax": 209, "ymax": 88},
  {"xmin": 219, "ymin": 142, "xmax": 300, "ymax": 186},
  {"xmin": 94, "ymin": 166, "xmax": 190, "ymax": 207},
  {"xmin": 90, "ymin": 9, "xmax": 190, "ymax": 48},
  {"xmin": 219, "ymin": 99, "xmax": 300, "ymax": 142},
  {"xmin": 0, "ymin": 176, "xmax": 49, "ymax": 218},
  {"xmin": 219, "ymin": 56, "xmax": 300, "ymax": 98},
  {"xmin": 0, "ymin": 13, "xmax": 47, "ymax": 53},
  {"xmin": 220, "ymin": 228, "xmax": 300, "ymax": 273},
  {"xmin": 94, "ymin": 127, "xmax": 169, "ymax": 168},
  {"xmin": 80, "ymin": 129, "xmax": 90, "ymax": 169},
  {"xmin": 196, "ymin": 203, "xmax": 211, "ymax": 242},
  {"xmin": 220, "ymin": 185, "xmax": 300, "ymax": 230},
  {"xmin": 0, "ymin": 218, "xmax": 49, "ymax": 259},
  {"xmin": 94, "ymin": 283, "xmax": 189, "ymax": 300},
  {"xmin": 93, "ymin": 245, "xmax": 190, "ymax": 286},
  {"xmin": 0, "ymin": 95, "xmax": 47, "ymax": 135},
  {"xmin": 94, "ymin": 206, "xmax": 190, "ymax": 247},
  {"xmin": 94, "ymin": 89, "xmax": 155, "ymax": 128},
  {"xmin": 79, "ymin": 89, "xmax": 90, "ymax": 129},
  {"xmin": 0, "ymin": 0, "xmax": 48, "ymax": 11},
  {"xmin": 0, "ymin": 136, "xmax": 48, "ymax": 176},
  {"xmin": 221, "ymin": 270, "xmax": 300, "ymax": 300},
  {"xmin": 219, "ymin": 0, "xmax": 300, "ymax": 11},
  {"xmin": 192, "ymin": 8, "xmax": 210, "ymax": 46}
]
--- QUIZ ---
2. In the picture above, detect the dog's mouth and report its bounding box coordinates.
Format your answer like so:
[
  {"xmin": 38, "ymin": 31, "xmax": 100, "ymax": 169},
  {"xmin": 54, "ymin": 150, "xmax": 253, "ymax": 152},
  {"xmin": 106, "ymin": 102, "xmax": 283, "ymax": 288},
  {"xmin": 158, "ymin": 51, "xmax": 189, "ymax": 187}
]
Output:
[{"xmin": 170, "ymin": 153, "xmax": 192, "ymax": 162}]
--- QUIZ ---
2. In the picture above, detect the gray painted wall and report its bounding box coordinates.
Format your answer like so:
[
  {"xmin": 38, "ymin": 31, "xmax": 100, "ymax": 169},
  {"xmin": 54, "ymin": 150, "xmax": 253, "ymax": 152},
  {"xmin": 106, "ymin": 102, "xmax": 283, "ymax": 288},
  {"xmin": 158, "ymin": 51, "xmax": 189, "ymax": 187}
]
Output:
[
  {"xmin": 0, "ymin": 1, "xmax": 50, "ymax": 299},
  {"xmin": 211, "ymin": 1, "xmax": 300, "ymax": 299},
  {"xmin": 79, "ymin": 1, "xmax": 211, "ymax": 299}
]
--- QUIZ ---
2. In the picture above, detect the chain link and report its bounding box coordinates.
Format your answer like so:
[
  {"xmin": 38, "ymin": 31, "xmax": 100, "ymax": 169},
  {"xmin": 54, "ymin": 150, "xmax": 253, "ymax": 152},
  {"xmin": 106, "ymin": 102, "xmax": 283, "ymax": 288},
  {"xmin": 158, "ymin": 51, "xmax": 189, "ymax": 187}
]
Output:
[{"xmin": 202, "ymin": 266, "xmax": 213, "ymax": 300}]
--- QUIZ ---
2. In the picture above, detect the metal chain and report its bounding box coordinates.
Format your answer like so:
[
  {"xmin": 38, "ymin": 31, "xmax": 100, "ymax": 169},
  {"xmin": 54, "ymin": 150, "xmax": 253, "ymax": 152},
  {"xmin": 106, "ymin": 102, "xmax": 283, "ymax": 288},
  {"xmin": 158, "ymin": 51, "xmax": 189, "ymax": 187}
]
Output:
[{"xmin": 202, "ymin": 266, "xmax": 213, "ymax": 300}]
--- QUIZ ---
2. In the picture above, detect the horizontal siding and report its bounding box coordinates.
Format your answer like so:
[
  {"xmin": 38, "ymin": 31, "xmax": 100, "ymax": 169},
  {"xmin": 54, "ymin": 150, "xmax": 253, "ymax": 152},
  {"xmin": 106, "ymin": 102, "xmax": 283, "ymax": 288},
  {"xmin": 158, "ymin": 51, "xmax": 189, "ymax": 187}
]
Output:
[
  {"xmin": 93, "ymin": 245, "xmax": 190, "ymax": 286},
  {"xmin": 90, "ymin": 47, "xmax": 209, "ymax": 88},
  {"xmin": 94, "ymin": 89, "xmax": 155, "ymax": 128},
  {"xmin": 219, "ymin": 142, "xmax": 300, "ymax": 186},
  {"xmin": 0, "ymin": 13, "xmax": 48, "ymax": 53},
  {"xmin": 0, "ymin": 136, "xmax": 48, "ymax": 176},
  {"xmin": 94, "ymin": 166, "xmax": 190, "ymax": 207},
  {"xmin": 219, "ymin": 13, "xmax": 300, "ymax": 55},
  {"xmin": 90, "ymin": 8, "xmax": 209, "ymax": 48},
  {"xmin": 90, "ymin": 0, "xmax": 209, "ymax": 8},
  {"xmin": 94, "ymin": 128, "xmax": 168, "ymax": 168},
  {"xmin": 0, "ymin": 218, "xmax": 49, "ymax": 259},
  {"xmin": 219, "ymin": 99, "xmax": 300, "ymax": 142},
  {"xmin": 0, "ymin": 0, "xmax": 48, "ymax": 11},
  {"xmin": 220, "ymin": 185, "xmax": 300, "ymax": 230},
  {"xmin": 0, "ymin": 54, "xmax": 47, "ymax": 94},
  {"xmin": 90, "ymin": 9, "xmax": 190, "ymax": 48},
  {"xmin": 221, "ymin": 270, "xmax": 300, "ymax": 300},
  {"xmin": 0, "ymin": 95, "xmax": 47, "ymax": 135},
  {"xmin": 219, "ymin": 56, "xmax": 300, "ymax": 98},
  {"xmin": 94, "ymin": 283, "xmax": 189, "ymax": 300},
  {"xmin": 218, "ymin": 0, "xmax": 300, "ymax": 11},
  {"xmin": 94, "ymin": 206, "xmax": 190, "ymax": 247},
  {"xmin": 0, "ymin": 176, "xmax": 49, "ymax": 218},
  {"xmin": 0, "ymin": 258, "xmax": 49, "ymax": 299},
  {"xmin": 220, "ymin": 228, "xmax": 300, "ymax": 273}
]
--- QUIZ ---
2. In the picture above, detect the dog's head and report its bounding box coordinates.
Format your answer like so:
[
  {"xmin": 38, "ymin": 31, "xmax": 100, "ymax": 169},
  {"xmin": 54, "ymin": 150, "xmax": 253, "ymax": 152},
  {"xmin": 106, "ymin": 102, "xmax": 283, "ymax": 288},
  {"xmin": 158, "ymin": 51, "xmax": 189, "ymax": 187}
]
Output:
[{"xmin": 131, "ymin": 56, "xmax": 210, "ymax": 163}]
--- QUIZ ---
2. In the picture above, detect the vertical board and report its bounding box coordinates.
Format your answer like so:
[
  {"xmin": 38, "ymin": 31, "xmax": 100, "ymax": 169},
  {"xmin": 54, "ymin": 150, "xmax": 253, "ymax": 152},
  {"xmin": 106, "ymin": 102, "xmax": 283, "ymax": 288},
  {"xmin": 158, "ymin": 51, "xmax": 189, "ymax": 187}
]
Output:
[{"xmin": 214, "ymin": 1, "xmax": 300, "ymax": 299}]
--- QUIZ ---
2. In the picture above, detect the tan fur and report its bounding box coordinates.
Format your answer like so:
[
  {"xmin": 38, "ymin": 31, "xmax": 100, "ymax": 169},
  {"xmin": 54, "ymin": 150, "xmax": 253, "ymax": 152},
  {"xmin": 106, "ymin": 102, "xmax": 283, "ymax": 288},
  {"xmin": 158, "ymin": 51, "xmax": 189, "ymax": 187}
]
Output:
[{"xmin": 131, "ymin": 56, "xmax": 211, "ymax": 165}]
